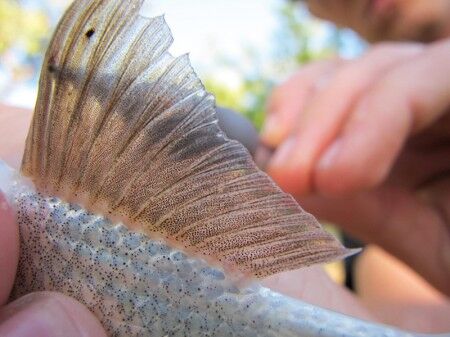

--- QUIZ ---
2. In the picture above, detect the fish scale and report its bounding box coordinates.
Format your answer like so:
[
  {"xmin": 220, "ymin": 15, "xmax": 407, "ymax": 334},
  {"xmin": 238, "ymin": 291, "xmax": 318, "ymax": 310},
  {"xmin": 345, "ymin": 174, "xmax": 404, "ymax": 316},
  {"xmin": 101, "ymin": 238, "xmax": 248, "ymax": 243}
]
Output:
[{"xmin": 2, "ymin": 166, "xmax": 423, "ymax": 337}]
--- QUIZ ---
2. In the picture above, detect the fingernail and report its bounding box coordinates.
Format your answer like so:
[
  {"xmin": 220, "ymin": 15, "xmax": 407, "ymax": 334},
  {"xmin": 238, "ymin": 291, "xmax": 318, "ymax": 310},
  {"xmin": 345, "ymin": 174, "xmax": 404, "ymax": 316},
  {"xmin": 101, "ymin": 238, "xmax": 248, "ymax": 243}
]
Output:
[
  {"xmin": 270, "ymin": 136, "xmax": 298, "ymax": 168},
  {"xmin": 317, "ymin": 139, "xmax": 342, "ymax": 172},
  {"xmin": 0, "ymin": 293, "xmax": 99, "ymax": 337},
  {"xmin": 261, "ymin": 114, "xmax": 283, "ymax": 145}
]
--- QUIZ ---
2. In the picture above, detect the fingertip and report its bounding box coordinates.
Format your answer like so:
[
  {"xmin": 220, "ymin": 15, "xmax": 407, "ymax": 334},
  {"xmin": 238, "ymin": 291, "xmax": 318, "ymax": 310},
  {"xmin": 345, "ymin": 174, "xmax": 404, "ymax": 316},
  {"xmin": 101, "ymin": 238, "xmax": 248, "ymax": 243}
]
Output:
[
  {"xmin": 52, "ymin": 292, "xmax": 107, "ymax": 337},
  {"xmin": 260, "ymin": 113, "xmax": 287, "ymax": 148},
  {"xmin": 0, "ymin": 292, "xmax": 107, "ymax": 337},
  {"xmin": 263, "ymin": 83, "xmax": 314, "ymax": 148},
  {"xmin": 267, "ymin": 137, "xmax": 312, "ymax": 196},
  {"xmin": 0, "ymin": 190, "xmax": 19, "ymax": 305},
  {"xmin": 262, "ymin": 59, "xmax": 341, "ymax": 148},
  {"xmin": 268, "ymin": 165, "xmax": 307, "ymax": 196}
]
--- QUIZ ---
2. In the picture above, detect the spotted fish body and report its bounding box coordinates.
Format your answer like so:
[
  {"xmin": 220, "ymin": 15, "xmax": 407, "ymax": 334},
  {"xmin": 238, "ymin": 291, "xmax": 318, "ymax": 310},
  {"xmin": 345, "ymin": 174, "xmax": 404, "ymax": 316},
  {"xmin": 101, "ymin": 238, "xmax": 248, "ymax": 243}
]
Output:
[
  {"xmin": 0, "ymin": 0, "xmax": 437, "ymax": 336},
  {"xmin": 1, "ymin": 163, "xmax": 421, "ymax": 337}
]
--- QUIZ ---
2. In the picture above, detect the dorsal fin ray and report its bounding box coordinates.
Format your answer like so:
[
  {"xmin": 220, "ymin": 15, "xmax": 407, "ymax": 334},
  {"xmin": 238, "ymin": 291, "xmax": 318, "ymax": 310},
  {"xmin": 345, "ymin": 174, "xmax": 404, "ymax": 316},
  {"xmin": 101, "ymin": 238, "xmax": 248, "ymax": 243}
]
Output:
[{"xmin": 22, "ymin": 0, "xmax": 355, "ymax": 278}]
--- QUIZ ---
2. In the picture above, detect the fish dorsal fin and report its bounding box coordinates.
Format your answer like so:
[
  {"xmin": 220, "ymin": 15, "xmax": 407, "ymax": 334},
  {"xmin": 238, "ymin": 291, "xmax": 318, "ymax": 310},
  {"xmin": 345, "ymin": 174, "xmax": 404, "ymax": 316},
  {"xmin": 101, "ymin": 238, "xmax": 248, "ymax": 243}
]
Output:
[{"xmin": 22, "ymin": 0, "xmax": 353, "ymax": 278}]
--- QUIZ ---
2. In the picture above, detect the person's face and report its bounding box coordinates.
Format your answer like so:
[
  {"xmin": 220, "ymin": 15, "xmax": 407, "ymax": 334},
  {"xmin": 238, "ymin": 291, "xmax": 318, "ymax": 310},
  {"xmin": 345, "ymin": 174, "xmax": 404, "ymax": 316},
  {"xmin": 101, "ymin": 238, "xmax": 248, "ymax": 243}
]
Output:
[{"xmin": 305, "ymin": 0, "xmax": 450, "ymax": 42}]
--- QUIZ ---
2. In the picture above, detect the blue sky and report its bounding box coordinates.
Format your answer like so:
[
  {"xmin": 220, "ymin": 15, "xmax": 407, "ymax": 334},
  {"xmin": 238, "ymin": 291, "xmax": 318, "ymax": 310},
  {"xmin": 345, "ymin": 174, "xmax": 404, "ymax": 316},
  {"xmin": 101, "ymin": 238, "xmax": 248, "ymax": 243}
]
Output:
[{"xmin": 144, "ymin": 0, "xmax": 282, "ymax": 72}]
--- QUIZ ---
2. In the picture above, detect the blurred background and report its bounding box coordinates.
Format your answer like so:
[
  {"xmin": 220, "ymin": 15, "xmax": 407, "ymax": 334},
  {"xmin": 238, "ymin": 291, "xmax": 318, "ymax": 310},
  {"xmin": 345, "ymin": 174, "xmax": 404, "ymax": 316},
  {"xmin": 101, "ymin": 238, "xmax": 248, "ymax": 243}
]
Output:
[
  {"xmin": 0, "ymin": 0, "xmax": 365, "ymax": 129},
  {"xmin": 0, "ymin": 0, "xmax": 366, "ymax": 282}
]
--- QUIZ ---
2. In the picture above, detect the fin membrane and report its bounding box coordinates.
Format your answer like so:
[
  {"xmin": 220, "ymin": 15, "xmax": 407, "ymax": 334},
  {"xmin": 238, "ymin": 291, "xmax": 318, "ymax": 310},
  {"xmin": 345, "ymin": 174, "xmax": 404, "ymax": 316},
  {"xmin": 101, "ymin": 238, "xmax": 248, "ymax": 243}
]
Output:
[{"xmin": 22, "ymin": 0, "xmax": 354, "ymax": 277}]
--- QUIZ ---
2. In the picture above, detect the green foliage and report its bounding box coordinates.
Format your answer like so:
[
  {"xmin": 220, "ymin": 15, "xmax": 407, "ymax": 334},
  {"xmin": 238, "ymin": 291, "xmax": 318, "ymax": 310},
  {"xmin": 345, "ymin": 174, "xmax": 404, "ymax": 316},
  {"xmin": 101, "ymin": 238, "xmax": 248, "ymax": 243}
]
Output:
[
  {"xmin": 276, "ymin": 2, "xmax": 337, "ymax": 64},
  {"xmin": 203, "ymin": 77, "xmax": 245, "ymax": 114},
  {"xmin": 0, "ymin": 0, "xmax": 50, "ymax": 55},
  {"xmin": 240, "ymin": 76, "xmax": 273, "ymax": 130},
  {"xmin": 205, "ymin": 1, "xmax": 341, "ymax": 129},
  {"xmin": 205, "ymin": 75, "xmax": 273, "ymax": 131}
]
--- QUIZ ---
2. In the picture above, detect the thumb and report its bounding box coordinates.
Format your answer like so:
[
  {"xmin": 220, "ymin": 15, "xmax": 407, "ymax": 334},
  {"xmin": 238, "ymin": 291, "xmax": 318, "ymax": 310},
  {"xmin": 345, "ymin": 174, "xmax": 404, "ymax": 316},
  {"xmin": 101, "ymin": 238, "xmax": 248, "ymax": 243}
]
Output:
[
  {"xmin": 0, "ymin": 190, "xmax": 19, "ymax": 305},
  {"xmin": 0, "ymin": 292, "xmax": 107, "ymax": 337}
]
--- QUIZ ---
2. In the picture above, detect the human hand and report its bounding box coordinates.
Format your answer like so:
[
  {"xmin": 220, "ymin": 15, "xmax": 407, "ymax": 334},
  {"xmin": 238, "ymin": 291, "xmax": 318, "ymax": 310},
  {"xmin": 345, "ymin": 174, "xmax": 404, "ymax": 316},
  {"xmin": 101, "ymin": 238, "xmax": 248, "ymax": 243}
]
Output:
[{"xmin": 261, "ymin": 39, "xmax": 450, "ymax": 295}]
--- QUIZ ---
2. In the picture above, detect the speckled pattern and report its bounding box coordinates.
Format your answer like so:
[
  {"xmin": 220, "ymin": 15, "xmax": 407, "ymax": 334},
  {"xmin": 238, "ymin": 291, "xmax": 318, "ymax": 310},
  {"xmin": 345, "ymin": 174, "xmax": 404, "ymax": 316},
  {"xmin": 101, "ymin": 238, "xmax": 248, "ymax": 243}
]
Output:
[
  {"xmin": 21, "ymin": 0, "xmax": 352, "ymax": 278},
  {"xmin": 8, "ymin": 182, "xmax": 421, "ymax": 337}
]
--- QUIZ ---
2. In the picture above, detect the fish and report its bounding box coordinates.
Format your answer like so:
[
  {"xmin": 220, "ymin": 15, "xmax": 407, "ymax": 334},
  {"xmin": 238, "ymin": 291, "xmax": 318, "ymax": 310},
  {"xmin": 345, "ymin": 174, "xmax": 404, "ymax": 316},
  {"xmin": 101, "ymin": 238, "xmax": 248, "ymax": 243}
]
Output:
[{"xmin": 0, "ymin": 0, "xmax": 432, "ymax": 336}]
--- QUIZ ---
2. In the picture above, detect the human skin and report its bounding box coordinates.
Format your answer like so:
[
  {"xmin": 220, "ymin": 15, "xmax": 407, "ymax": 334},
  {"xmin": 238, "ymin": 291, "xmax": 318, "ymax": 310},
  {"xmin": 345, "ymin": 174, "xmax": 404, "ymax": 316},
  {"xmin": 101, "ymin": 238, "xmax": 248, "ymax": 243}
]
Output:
[
  {"xmin": 261, "ymin": 39, "xmax": 450, "ymax": 297},
  {"xmin": 355, "ymin": 245, "xmax": 450, "ymax": 332},
  {"xmin": 304, "ymin": 0, "xmax": 450, "ymax": 42}
]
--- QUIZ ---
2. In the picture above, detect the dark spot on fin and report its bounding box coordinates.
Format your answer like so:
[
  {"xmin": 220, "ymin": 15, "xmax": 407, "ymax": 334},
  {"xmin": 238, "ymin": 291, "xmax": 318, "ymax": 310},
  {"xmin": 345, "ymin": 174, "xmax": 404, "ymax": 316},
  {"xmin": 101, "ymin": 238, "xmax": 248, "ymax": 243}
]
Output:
[
  {"xmin": 47, "ymin": 55, "xmax": 57, "ymax": 74},
  {"xmin": 85, "ymin": 28, "xmax": 95, "ymax": 38},
  {"xmin": 48, "ymin": 63, "xmax": 57, "ymax": 73}
]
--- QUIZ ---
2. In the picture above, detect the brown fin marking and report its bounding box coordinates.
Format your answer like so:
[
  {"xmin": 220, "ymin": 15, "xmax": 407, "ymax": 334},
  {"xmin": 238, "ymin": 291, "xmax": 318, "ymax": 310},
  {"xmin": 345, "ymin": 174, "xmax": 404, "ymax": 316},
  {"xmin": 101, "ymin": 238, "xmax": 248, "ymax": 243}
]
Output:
[{"xmin": 21, "ymin": 0, "xmax": 356, "ymax": 278}]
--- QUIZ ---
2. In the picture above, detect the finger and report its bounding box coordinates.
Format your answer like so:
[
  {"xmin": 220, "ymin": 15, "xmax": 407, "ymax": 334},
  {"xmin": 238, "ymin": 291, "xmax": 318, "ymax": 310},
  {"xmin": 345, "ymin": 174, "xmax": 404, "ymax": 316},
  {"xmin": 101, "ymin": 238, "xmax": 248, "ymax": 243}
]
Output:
[
  {"xmin": 315, "ymin": 39, "xmax": 450, "ymax": 195},
  {"xmin": 0, "ymin": 191, "xmax": 19, "ymax": 305},
  {"xmin": 298, "ymin": 187, "xmax": 450, "ymax": 296},
  {"xmin": 0, "ymin": 292, "xmax": 107, "ymax": 337},
  {"xmin": 0, "ymin": 104, "xmax": 33, "ymax": 169},
  {"xmin": 268, "ymin": 43, "xmax": 423, "ymax": 196},
  {"xmin": 356, "ymin": 245, "xmax": 450, "ymax": 333},
  {"xmin": 387, "ymin": 141, "xmax": 450, "ymax": 189},
  {"xmin": 262, "ymin": 266, "xmax": 374, "ymax": 321},
  {"xmin": 261, "ymin": 59, "xmax": 340, "ymax": 148}
]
